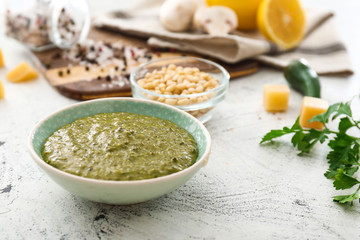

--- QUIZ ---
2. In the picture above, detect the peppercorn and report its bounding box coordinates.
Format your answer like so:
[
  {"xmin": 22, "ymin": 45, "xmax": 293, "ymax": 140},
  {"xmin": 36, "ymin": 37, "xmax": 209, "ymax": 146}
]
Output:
[
  {"xmin": 52, "ymin": 52, "xmax": 61, "ymax": 59},
  {"xmin": 104, "ymin": 42, "xmax": 112, "ymax": 49},
  {"xmin": 44, "ymin": 61, "xmax": 51, "ymax": 69}
]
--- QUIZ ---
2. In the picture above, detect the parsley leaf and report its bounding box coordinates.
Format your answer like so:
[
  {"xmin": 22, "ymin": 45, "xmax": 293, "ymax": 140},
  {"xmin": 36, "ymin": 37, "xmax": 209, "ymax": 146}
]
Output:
[
  {"xmin": 260, "ymin": 129, "xmax": 293, "ymax": 143},
  {"xmin": 333, "ymin": 191, "xmax": 360, "ymax": 204},
  {"xmin": 338, "ymin": 117, "xmax": 354, "ymax": 133},
  {"xmin": 291, "ymin": 129, "xmax": 328, "ymax": 154},
  {"xmin": 310, "ymin": 103, "xmax": 340, "ymax": 124},
  {"xmin": 333, "ymin": 169, "xmax": 360, "ymax": 190},
  {"xmin": 260, "ymin": 118, "xmax": 301, "ymax": 143},
  {"xmin": 260, "ymin": 95, "xmax": 360, "ymax": 204},
  {"xmin": 326, "ymin": 133, "xmax": 360, "ymax": 178},
  {"xmin": 332, "ymin": 101, "xmax": 352, "ymax": 120}
]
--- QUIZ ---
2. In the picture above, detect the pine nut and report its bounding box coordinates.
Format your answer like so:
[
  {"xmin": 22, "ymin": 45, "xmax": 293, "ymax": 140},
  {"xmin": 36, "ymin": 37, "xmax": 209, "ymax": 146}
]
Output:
[{"xmin": 137, "ymin": 64, "xmax": 220, "ymax": 112}]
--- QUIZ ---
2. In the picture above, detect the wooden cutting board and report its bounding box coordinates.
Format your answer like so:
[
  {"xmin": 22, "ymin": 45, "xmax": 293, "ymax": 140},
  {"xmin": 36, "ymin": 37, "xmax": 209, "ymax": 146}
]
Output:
[{"xmin": 32, "ymin": 28, "xmax": 259, "ymax": 100}]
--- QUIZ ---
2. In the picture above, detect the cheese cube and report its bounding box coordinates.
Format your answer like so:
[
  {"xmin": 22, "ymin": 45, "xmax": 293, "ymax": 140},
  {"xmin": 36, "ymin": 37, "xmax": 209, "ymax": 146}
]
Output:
[
  {"xmin": 263, "ymin": 84, "xmax": 290, "ymax": 112},
  {"xmin": 0, "ymin": 79, "xmax": 4, "ymax": 99},
  {"xmin": 299, "ymin": 96, "xmax": 328, "ymax": 130},
  {"xmin": 6, "ymin": 61, "xmax": 38, "ymax": 83},
  {"xmin": 0, "ymin": 49, "xmax": 4, "ymax": 67}
]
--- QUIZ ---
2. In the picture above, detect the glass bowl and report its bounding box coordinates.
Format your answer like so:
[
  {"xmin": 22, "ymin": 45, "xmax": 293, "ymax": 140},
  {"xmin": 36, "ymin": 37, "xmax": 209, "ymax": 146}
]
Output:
[{"xmin": 130, "ymin": 57, "xmax": 230, "ymax": 123}]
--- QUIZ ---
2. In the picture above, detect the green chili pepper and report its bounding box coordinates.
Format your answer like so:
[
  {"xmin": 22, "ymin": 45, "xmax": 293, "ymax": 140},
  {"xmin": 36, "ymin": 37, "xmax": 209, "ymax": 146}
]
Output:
[{"xmin": 283, "ymin": 58, "xmax": 321, "ymax": 98}]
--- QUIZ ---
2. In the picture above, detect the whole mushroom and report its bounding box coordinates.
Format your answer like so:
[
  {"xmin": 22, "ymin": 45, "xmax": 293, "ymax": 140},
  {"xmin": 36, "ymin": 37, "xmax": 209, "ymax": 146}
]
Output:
[
  {"xmin": 193, "ymin": 6, "xmax": 238, "ymax": 35},
  {"xmin": 159, "ymin": 0, "xmax": 205, "ymax": 32}
]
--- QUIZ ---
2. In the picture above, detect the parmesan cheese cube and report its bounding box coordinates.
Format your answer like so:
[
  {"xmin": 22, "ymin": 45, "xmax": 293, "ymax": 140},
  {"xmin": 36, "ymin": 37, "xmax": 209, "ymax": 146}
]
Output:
[
  {"xmin": 299, "ymin": 96, "xmax": 328, "ymax": 130},
  {"xmin": 6, "ymin": 61, "xmax": 38, "ymax": 83},
  {"xmin": 0, "ymin": 79, "xmax": 4, "ymax": 99},
  {"xmin": 263, "ymin": 84, "xmax": 290, "ymax": 112},
  {"xmin": 0, "ymin": 48, "xmax": 4, "ymax": 67}
]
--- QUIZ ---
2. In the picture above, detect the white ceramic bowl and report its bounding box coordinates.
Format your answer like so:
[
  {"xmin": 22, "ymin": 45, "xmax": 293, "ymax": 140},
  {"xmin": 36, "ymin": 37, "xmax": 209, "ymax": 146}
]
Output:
[
  {"xmin": 28, "ymin": 98, "xmax": 211, "ymax": 204},
  {"xmin": 130, "ymin": 57, "xmax": 230, "ymax": 123}
]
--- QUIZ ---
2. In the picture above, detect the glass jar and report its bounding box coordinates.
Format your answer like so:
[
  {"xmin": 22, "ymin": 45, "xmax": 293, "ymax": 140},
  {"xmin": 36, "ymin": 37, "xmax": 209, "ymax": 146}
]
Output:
[{"xmin": 5, "ymin": 0, "xmax": 91, "ymax": 51}]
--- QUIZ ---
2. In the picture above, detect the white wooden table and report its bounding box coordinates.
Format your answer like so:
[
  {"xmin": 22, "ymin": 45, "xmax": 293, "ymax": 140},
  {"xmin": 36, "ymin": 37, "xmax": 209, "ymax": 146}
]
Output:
[{"xmin": 1, "ymin": 0, "xmax": 360, "ymax": 239}]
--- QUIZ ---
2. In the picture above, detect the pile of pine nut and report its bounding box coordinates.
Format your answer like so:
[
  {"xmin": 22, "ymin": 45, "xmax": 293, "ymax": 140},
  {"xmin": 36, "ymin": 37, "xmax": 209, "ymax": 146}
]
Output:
[{"xmin": 137, "ymin": 64, "xmax": 219, "ymax": 117}]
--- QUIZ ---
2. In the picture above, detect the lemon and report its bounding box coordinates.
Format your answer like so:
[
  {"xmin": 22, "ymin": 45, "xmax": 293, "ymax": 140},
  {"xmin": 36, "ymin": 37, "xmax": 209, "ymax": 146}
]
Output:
[
  {"xmin": 257, "ymin": 0, "xmax": 306, "ymax": 49},
  {"xmin": 0, "ymin": 80, "xmax": 4, "ymax": 99},
  {"xmin": 206, "ymin": 0, "xmax": 262, "ymax": 30}
]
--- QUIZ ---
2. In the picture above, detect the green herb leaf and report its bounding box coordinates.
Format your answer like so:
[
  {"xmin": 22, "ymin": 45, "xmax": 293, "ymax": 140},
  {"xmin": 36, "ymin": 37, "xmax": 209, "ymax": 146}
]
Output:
[
  {"xmin": 345, "ymin": 166, "xmax": 359, "ymax": 176},
  {"xmin": 324, "ymin": 169, "xmax": 338, "ymax": 179},
  {"xmin": 260, "ymin": 95, "xmax": 360, "ymax": 204},
  {"xmin": 260, "ymin": 118, "xmax": 302, "ymax": 143},
  {"xmin": 291, "ymin": 131, "xmax": 305, "ymax": 148},
  {"xmin": 260, "ymin": 129, "xmax": 293, "ymax": 143},
  {"xmin": 333, "ymin": 169, "xmax": 360, "ymax": 190},
  {"xmin": 327, "ymin": 133, "xmax": 360, "ymax": 172},
  {"xmin": 332, "ymin": 102, "xmax": 352, "ymax": 120},
  {"xmin": 291, "ymin": 129, "xmax": 328, "ymax": 154},
  {"xmin": 338, "ymin": 117, "xmax": 354, "ymax": 133},
  {"xmin": 290, "ymin": 117, "xmax": 302, "ymax": 130},
  {"xmin": 333, "ymin": 192, "xmax": 360, "ymax": 204},
  {"xmin": 325, "ymin": 166, "xmax": 359, "ymax": 179},
  {"xmin": 309, "ymin": 103, "xmax": 340, "ymax": 124}
]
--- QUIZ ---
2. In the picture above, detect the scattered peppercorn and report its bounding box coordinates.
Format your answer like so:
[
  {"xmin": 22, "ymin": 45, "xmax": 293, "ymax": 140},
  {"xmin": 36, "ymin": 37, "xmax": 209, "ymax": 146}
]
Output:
[
  {"xmin": 44, "ymin": 61, "xmax": 51, "ymax": 69},
  {"xmin": 52, "ymin": 52, "xmax": 62, "ymax": 59},
  {"xmin": 104, "ymin": 42, "xmax": 112, "ymax": 49},
  {"xmin": 85, "ymin": 66, "xmax": 89, "ymax": 71},
  {"xmin": 67, "ymin": 69, "xmax": 71, "ymax": 74},
  {"xmin": 115, "ymin": 66, "xmax": 119, "ymax": 71},
  {"xmin": 87, "ymin": 58, "xmax": 98, "ymax": 64},
  {"xmin": 58, "ymin": 70, "xmax": 63, "ymax": 77},
  {"xmin": 106, "ymin": 76, "xmax": 111, "ymax": 81},
  {"xmin": 144, "ymin": 52, "xmax": 153, "ymax": 60}
]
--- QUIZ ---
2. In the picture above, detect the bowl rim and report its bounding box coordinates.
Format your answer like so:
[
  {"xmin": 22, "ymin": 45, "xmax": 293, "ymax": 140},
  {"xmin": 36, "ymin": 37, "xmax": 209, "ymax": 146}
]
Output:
[
  {"xmin": 28, "ymin": 97, "xmax": 211, "ymax": 186},
  {"xmin": 130, "ymin": 56, "xmax": 230, "ymax": 99}
]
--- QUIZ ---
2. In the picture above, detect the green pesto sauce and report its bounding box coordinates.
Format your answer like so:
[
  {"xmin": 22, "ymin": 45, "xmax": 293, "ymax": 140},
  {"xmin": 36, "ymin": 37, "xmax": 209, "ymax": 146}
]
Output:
[{"xmin": 41, "ymin": 112, "xmax": 198, "ymax": 181}]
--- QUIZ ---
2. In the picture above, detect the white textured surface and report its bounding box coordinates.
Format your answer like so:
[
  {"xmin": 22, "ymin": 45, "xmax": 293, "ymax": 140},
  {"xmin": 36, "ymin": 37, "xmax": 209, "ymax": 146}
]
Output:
[{"xmin": 1, "ymin": 0, "xmax": 360, "ymax": 239}]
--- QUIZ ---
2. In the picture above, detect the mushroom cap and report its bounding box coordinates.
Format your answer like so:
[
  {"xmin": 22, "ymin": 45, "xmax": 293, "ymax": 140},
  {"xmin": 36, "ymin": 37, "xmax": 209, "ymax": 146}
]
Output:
[
  {"xmin": 160, "ymin": 0, "xmax": 204, "ymax": 32},
  {"xmin": 193, "ymin": 6, "xmax": 238, "ymax": 35}
]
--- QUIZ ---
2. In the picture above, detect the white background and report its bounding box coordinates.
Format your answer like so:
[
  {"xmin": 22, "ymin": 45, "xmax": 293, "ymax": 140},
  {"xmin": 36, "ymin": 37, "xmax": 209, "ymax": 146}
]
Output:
[{"xmin": 1, "ymin": 0, "xmax": 360, "ymax": 239}]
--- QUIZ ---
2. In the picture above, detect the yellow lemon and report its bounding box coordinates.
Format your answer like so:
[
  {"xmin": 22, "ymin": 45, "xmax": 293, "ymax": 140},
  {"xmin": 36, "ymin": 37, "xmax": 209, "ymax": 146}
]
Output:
[
  {"xmin": 257, "ymin": 0, "xmax": 306, "ymax": 49},
  {"xmin": 206, "ymin": 0, "xmax": 262, "ymax": 30},
  {"xmin": 0, "ymin": 80, "xmax": 4, "ymax": 99}
]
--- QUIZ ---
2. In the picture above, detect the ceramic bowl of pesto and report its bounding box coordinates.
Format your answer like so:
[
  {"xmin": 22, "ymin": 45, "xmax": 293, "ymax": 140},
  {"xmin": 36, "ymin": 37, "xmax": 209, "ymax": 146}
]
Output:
[{"xmin": 28, "ymin": 97, "xmax": 211, "ymax": 205}]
